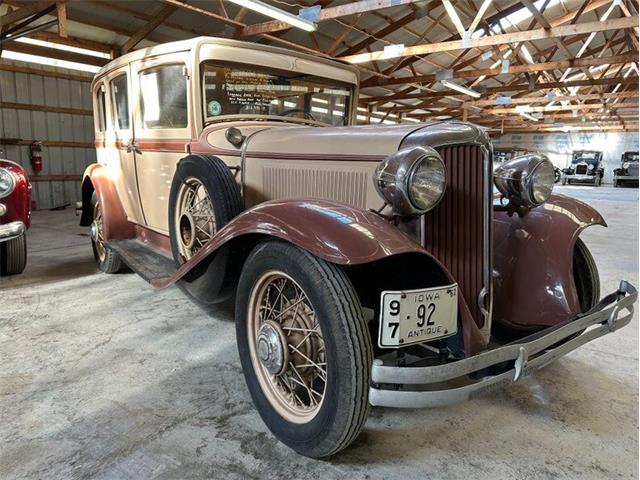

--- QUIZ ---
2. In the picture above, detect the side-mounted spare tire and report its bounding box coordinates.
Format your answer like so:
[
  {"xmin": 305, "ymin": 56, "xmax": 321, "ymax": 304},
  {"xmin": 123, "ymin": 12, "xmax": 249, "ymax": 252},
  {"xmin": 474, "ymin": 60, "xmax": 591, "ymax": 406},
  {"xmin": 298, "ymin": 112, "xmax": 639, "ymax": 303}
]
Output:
[{"xmin": 168, "ymin": 154, "xmax": 243, "ymax": 304}]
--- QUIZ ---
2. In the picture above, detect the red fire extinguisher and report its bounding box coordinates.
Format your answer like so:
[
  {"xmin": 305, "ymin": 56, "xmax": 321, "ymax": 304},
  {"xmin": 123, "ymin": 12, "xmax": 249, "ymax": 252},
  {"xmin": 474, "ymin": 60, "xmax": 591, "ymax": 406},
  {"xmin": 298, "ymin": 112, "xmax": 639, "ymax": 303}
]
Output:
[{"xmin": 30, "ymin": 141, "xmax": 43, "ymax": 174}]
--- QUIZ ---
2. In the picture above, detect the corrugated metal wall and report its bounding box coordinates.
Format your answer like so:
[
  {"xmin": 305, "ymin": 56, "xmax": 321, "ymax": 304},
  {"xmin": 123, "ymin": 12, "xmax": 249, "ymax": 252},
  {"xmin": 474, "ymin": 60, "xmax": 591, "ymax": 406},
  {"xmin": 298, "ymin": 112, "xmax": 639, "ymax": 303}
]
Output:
[{"xmin": 0, "ymin": 59, "xmax": 96, "ymax": 209}]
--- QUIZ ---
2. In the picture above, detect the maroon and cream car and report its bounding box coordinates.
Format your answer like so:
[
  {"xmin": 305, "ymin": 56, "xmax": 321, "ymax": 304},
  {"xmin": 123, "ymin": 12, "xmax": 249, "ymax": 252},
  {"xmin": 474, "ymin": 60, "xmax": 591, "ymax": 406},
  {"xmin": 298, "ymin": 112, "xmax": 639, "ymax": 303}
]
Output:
[
  {"xmin": 78, "ymin": 38, "xmax": 637, "ymax": 458},
  {"xmin": 0, "ymin": 159, "xmax": 31, "ymax": 276}
]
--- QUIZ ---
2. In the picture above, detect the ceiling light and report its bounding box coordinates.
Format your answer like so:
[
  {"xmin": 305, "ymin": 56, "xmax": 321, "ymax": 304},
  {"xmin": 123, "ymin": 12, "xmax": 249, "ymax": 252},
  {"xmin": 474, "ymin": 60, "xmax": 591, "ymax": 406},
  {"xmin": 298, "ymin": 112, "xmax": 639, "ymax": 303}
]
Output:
[
  {"xmin": 227, "ymin": 0, "xmax": 317, "ymax": 32},
  {"xmin": 440, "ymin": 80, "xmax": 481, "ymax": 98}
]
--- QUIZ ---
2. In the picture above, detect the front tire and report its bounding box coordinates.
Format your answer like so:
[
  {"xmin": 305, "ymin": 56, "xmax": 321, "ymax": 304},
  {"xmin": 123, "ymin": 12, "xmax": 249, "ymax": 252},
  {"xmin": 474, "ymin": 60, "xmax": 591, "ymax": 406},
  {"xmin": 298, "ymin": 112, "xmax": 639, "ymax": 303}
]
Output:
[
  {"xmin": 236, "ymin": 241, "xmax": 372, "ymax": 458},
  {"xmin": 0, "ymin": 234, "xmax": 27, "ymax": 275}
]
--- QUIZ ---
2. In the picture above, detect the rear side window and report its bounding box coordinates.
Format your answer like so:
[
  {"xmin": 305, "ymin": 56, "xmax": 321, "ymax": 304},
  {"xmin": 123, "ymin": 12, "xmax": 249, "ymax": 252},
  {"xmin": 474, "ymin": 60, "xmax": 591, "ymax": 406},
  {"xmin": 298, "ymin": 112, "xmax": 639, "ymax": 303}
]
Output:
[
  {"xmin": 110, "ymin": 74, "xmax": 130, "ymax": 130},
  {"xmin": 139, "ymin": 64, "xmax": 187, "ymax": 129},
  {"xmin": 96, "ymin": 85, "xmax": 107, "ymax": 132}
]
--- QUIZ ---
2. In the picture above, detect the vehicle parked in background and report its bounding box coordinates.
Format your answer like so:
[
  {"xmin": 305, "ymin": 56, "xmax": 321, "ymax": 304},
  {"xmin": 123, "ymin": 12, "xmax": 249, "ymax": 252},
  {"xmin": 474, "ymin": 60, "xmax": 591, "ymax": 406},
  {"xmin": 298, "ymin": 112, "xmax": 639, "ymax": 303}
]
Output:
[
  {"xmin": 0, "ymin": 159, "xmax": 31, "ymax": 275},
  {"xmin": 613, "ymin": 151, "xmax": 638, "ymax": 187},
  {"xmin": 562, "ymin": 150, "xmax": 604, "ymax": 185},
  {"xmin": 493, "ymin": 148, "xmax": 528, "ymax": 168},
  {"xmin": 79, "ymin": 37, "xmax": 637, "ymax": 458}
]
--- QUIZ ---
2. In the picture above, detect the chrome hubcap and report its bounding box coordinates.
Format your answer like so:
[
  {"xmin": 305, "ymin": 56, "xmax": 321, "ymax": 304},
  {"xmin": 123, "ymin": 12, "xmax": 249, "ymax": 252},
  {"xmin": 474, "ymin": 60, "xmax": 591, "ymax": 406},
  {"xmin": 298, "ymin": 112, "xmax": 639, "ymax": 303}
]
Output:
[
  {"xmin": 257, "ymin": 320, "xmax": 288, "ymax": 375},
  {"xmin": 90, "ymin": 222, "xmax": 98, "ymax": 242}
]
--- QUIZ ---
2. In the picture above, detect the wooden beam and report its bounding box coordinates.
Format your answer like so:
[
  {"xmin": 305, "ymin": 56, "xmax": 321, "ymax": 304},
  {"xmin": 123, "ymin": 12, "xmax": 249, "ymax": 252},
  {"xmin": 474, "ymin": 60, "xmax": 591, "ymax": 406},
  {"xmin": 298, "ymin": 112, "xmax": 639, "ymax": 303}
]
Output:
[
  {"xmin": 239, "ymin": 0, "xmax": 419, "ymax": 37},
  {"xmin": 55, "ymin": 1, "xmax": 66, "ymax": 37},
  {"xmin": 441, "ymin": 0, "xmax": 466, "ymax": 37},
  {"xmin": 363, "ymin": 53, "xmax": 638, "ymax": 87},
  {"xmin": 340, "ymin": 16, "xmax": 639, "ymax": 63},
  {"xmin": 519, "ymin": 0, "xmax": 551, "ymax": 28},
  {"xmin": 0, "ymin": 62, "xmax": 92, "ymax": 81},
  {"xmin": 0, "ymin": 138, "xmax": 92, "ymax": 148},
  {"xmin": 468, "ymin": 0, "xmax": 493, "ymax": 34},
  {"xmin": 121, "ymin": 4, "xmax": 176, "ymax": 53},
  {"xmin": 466, "ymin": 90, "xmax": 639, "ymax": 106},
  {"xmin": 0, "ymin": 1, "xmax": 51, "ymax": 26},
  {"xmin": 0, "ymin": 101, "xmax": 92, "ymax": 115},
  {"xmin": 26, "ymin": 31, "xmax": 113, "ymax": 53},
  {"xmin": 483, "ymin": 102, "xmax": 639, "ymax": 114}
]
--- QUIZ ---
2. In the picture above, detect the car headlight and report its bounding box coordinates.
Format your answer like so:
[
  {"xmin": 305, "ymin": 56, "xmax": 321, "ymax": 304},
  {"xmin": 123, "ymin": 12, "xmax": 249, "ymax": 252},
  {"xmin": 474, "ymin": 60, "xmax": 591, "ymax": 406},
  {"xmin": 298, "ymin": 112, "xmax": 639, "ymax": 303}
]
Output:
[
  {"xmin": 623, "ymin": 161, "xmax": 630, "ymax": 169},
  {"xmin": 494, "ymin": 154, "xmax": 554, "ymax": 208},
  {"xmin": 587, "ymin": 164, "xmax": 594, "ymax": 171},
  {"xmin": 0, "ymin": 168, "xmax": 16, "ymax": 199},
  {"xmin": 374, "ymin": 146, "xmax": 447, "ymax": 215}
]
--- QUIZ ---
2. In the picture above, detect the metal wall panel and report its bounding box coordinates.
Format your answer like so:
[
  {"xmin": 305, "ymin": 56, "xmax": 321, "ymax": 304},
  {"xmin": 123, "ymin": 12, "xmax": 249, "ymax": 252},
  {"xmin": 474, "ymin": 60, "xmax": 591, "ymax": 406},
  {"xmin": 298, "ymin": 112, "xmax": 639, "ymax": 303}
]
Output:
[{"xmin": 0, "ymin": 60, "xmax": 96, "ymax": 209}]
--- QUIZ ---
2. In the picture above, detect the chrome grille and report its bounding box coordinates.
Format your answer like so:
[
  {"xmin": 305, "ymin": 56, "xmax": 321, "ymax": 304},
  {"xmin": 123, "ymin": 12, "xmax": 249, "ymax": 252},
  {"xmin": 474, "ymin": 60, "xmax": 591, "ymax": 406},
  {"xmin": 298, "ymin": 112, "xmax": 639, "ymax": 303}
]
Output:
[
  {"xmin": 576, "ymin": 164, "xmax": 588, "ymax": 175},
  {"xmin": 422, "ymin": 145, "xmax": 488, "ymax": 328}
]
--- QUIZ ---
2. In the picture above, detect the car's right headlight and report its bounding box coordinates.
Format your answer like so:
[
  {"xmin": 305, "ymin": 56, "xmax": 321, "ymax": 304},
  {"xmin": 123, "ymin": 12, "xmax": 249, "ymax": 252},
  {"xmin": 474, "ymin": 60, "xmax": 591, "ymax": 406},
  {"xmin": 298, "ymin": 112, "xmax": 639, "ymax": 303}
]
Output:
[
  {"xmin": 494, "ymin": 154, "xmax": 554, "ymax": 208},
  {"xmin": 374, "ymin": 146, "xmax": 447, "ymax": 216},
  {"xmin": 0, "ymin": 168, "xmax": 16, "ymax": 199}
]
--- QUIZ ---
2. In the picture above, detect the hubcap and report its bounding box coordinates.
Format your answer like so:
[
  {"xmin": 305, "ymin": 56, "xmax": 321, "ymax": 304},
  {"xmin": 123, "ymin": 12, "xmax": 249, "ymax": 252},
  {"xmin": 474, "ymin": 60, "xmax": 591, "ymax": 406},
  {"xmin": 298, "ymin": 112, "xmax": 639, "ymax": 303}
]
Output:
[
  {"xmin": 174, "ymin": 177, "xmax": 216, "ymax": 261},
  {"xmin": 247, "ymin": 271, "xmax": 327, "ymax": 424},
  {"xmin": 90, "ymin": 221, "xmax": 98, "ymax": 241},
  {"xmin": 92, "ymin": 202, "xmax": 106, "ymax": 262},
  {"xmin": 257, "ymin": 320, "xmax": 288, "ymax": 375}
]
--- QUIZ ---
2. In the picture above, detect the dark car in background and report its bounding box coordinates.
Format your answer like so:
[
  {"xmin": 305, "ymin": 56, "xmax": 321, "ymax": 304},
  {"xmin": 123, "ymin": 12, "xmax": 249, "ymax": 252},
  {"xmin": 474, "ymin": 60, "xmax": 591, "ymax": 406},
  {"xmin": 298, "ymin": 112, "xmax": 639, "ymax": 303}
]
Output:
[
  {"xmin": 0, "ymin": 159, "xmax": 31, "ymax": 275},
  {"xmin": 613, "ymin": 151, "xmax": 638, "ymax": 187},
  {"xmin": 562, "ymin": 150, "xmax": 604, "ymax": 186}
]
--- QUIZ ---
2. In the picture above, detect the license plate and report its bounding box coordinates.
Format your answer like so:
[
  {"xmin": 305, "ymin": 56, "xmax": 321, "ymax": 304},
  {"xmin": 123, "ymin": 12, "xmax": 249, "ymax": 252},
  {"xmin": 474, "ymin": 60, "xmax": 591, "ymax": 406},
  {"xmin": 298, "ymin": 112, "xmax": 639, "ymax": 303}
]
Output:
[{"xmin": 378, "ymin": 284, "xmax": 458, "ymax": 348}]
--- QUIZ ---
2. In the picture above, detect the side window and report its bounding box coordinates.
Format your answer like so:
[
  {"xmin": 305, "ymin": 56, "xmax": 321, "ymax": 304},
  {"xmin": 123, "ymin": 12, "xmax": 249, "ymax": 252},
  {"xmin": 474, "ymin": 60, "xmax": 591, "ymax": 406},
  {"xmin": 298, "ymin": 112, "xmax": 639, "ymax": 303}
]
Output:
[
  {"xmin": 110, "ymin": 74, "xmax": 130, "ymax": 130},
  {"xmin": 96, "ymin": 85, "xmax": 107, "ymax": 132},
  {"xmin": 139, "ymin": 64, "xmax": 187, "ymax": 129}
]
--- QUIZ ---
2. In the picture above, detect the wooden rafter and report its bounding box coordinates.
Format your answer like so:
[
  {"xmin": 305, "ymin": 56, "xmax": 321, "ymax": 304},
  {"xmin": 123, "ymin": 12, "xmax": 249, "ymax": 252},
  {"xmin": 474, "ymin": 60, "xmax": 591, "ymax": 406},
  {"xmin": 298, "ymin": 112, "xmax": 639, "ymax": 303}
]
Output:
[{"xmin": 121, "ymin": 4, "xmax": 176, "ymax": 53}]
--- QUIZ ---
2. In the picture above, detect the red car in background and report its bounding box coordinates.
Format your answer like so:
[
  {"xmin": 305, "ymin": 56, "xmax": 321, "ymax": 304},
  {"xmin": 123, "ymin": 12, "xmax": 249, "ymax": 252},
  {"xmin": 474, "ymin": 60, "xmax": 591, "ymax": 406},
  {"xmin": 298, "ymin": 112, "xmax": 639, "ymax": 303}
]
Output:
[{"xmin": 0, "ymin": 159, "xmax": 31, "ymax": 276}]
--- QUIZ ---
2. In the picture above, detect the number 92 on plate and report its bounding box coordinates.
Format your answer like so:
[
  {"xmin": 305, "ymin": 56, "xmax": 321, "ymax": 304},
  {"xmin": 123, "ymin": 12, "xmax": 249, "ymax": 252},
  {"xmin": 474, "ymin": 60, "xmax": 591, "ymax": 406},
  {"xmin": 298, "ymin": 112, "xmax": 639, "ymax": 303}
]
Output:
[{"xmin": 378, "ymin": 284, "xmax": 458, "ymax": 348}]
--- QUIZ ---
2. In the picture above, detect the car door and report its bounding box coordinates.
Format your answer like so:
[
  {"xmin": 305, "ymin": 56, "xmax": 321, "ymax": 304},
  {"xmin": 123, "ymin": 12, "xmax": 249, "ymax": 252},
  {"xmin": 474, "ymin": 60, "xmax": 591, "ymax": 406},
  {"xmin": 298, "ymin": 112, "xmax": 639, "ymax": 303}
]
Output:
[
  {"xmin": 130, "ymin": 53, "xmax": 191, "ymax": 234},
  {"xmin": 103, "ymin": 66, "xmax": 145, "ymax": 225}
]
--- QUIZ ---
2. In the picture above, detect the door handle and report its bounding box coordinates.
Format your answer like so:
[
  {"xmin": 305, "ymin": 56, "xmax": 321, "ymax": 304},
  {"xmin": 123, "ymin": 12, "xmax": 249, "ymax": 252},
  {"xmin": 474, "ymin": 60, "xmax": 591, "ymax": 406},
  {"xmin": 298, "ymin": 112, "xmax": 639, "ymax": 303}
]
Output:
[{"xmin": 126, "ymin": 141, "xmax": 142, "ymax": 155}]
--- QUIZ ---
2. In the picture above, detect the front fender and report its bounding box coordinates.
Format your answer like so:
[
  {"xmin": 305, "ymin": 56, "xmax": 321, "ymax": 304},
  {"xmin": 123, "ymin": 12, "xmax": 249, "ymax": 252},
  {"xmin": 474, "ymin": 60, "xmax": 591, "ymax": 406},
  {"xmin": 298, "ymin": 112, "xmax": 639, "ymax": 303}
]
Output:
[
  {"xmin": 493, "ymin": 193, "xmax": 606, "ymax": 328},
  {"xmin": 151, "ymin": 198, "xmax": 486, "ymax": 355},
  {"xmin": 80, "ymin": 164, "xmax": 135, "ymax": 241},
  {"xmin": 152, "ymin": 198, "xmax": 428, "ymax": 289}
]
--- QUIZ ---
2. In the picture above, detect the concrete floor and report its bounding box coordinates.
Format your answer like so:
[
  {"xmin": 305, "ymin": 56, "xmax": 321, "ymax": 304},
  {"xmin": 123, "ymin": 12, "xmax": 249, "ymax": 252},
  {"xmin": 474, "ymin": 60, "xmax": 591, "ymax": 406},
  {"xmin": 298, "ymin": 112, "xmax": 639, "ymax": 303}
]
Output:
[{"xmin": 1, "ymin": 186, "xmax": 638, "ymax": 480}]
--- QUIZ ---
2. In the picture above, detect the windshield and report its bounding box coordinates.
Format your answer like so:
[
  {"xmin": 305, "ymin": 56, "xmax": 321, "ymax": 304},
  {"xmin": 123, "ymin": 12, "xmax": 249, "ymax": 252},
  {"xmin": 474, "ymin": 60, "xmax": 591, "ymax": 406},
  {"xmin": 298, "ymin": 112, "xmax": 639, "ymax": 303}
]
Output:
[
  {"xmin": 201, "ymin": 62, "xmax": 353, "ymax": 126},
  {"xmin": 572, "ymin": 152, "xmax": 599, "ymax": 164},
  {"xmin": 623, "ymin": 152, "xmax": 639, "ymax": 162}
]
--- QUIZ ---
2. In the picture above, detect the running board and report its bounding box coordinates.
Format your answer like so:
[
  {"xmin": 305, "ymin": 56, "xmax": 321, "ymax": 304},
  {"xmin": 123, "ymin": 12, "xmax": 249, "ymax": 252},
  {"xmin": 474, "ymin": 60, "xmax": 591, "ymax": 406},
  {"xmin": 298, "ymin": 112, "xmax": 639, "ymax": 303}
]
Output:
[{"xmin": 108, "ymin": 239, "xmax": 176, "ymax": 283}]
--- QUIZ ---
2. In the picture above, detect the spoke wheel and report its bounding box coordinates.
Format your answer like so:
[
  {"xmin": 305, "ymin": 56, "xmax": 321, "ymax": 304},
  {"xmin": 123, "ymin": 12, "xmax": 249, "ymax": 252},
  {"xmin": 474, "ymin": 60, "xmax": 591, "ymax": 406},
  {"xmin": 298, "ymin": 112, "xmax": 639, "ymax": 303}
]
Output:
[
  {"xmin": 174, "ymin": 177, "xmax": 216, "ymax": 260},
  {"xmin": 92, "ymin": 201, "xmax": 107, "ymax": 262},
  {"xmin": 247, "ymin": 270, "xmax": 327, "ymax": 423}
]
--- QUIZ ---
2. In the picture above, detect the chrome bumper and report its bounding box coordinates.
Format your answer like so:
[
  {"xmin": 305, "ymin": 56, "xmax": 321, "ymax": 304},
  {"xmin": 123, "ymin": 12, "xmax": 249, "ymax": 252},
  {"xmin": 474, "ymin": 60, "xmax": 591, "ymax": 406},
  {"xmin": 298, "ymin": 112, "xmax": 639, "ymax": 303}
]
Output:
[
  {"xmin": 564, "ymin": 174, "xmax": 598, "ymax": 182},
  {"xmin": 369, "ymin": 281, "xmax": 637, "ymax": 408},
  {"xmin": 614, "ymin": 175, "xmax": 639, "ymax": 181},
  {"xmin": 0, "ymin": 221, "xmax": 26, "ymax": 243}
]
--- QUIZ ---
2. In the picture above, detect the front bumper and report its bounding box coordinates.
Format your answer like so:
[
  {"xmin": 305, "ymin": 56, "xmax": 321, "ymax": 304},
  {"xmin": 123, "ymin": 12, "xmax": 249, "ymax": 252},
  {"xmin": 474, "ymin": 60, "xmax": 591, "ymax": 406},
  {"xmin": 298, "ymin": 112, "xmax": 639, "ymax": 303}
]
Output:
[
  {"xmin": 564, "ymin": 174, "xmax": 598, "ymax": 182},
  {"xmin": 614, "ymin": 174, "xmax": 639, "ymax": 181},
  {"xmin": 0, "ymin": 221, "xmax": 25, "ymax": 243},
  {"xmin": 370, "ymin": 281, "xmax": 636, "ymax": 408}
]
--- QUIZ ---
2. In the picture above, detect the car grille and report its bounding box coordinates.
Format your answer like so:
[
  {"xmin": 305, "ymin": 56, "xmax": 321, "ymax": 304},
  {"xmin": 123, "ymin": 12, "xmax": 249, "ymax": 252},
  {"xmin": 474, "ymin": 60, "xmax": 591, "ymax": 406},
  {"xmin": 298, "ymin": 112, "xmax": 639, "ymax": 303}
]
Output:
[
  {"xmin": 629, "ymin": 164, "xmax": 639, "ymax": 176},
  {"xmin": 576, "ymin": 164, "xmax": 588, "ymax": 175},
  {"xmin": 422, "ymin": 145, "xmax": 488, "ymax": 328}
]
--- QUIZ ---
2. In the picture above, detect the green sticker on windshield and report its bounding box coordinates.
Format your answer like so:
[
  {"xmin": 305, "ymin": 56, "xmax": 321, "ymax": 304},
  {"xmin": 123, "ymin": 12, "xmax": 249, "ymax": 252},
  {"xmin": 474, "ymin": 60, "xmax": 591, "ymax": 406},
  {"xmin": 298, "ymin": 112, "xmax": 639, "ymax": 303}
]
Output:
[{"xmin": 207, "ymin": 100, "xmax": 222, "ymax": 116}]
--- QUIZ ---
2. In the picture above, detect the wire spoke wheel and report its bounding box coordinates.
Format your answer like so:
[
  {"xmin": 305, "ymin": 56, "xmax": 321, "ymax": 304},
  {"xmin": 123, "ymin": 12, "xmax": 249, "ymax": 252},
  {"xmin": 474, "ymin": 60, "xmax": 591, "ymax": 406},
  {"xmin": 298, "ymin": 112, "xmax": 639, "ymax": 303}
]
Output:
[
  {"xmin": 92, "ymin": 201, "xmax": 106, "ymax": 262},
  {"xmin": 247, "ymin": 270, "xmax": 327, "ymax": 423},
  {"xmin": 174, "ymin": 177, "xmax": 216, "ymax": 260}
]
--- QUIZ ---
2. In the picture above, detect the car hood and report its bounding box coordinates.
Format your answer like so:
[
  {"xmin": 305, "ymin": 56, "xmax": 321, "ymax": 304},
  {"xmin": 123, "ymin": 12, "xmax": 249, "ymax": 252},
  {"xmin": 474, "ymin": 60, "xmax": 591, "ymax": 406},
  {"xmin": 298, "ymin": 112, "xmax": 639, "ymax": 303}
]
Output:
[{"xmin": 243, "ymin": 123, "xmax": 425, "ymax": 161}]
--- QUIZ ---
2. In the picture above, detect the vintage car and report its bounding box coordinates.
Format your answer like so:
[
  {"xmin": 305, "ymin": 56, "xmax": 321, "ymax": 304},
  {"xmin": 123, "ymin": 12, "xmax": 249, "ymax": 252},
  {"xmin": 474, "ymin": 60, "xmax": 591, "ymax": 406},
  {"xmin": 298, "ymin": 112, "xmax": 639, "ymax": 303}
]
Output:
[
  {"xmin": 562, "ymin": 150, "xmax": 605, "ymax": 185},
  {"xmin": 78, "ymin": 37, "xmax": 636, "ymax": 458},
  {"xmin": 613, "ymin": 151, "xmax": 639, "ymax": 187},
  {"xmin": 0, "ymin": 159, "xmax": 31, "ymax": 276}
]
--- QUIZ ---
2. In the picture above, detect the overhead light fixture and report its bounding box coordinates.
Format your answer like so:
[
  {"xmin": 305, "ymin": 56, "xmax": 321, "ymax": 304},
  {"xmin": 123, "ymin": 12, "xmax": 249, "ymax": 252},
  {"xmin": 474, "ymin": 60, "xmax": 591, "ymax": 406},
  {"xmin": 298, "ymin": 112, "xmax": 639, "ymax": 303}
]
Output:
[
  {"xmin": 226, "ymin": 0, "xmax": 317, "ymax": 32},
  {"xmin": 440, "ymin": 80, "xmax": 481, "ymax": 98}
]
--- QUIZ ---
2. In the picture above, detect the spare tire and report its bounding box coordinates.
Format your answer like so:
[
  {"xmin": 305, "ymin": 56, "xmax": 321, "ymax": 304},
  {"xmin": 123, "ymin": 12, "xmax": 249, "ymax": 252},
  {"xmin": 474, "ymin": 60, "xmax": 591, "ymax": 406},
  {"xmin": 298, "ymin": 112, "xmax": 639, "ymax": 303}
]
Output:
[{"xmin": 168, "ymin": 154, "xmax": 243, "ymax": 304}]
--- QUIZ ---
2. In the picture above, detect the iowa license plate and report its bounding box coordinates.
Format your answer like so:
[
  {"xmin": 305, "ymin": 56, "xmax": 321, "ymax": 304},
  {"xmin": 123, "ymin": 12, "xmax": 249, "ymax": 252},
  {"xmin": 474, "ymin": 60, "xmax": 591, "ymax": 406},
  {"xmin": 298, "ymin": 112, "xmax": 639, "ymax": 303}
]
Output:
[{"xmin": 378, "ymin": 284, "xmax": 458, "ymax": 348}]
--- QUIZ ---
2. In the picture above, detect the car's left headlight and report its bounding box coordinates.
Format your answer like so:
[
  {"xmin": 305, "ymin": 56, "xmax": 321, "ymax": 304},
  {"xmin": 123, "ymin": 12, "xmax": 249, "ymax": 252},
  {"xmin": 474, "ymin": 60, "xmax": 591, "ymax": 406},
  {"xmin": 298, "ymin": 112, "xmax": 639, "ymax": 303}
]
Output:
[
  {"xmin": 623, "ymin": 161, "xmax": 630, "ymax": 169},
  {"xmin": 374, "ymin": 146, "xmax": 447, "ymax": 216},
  {"xmin": 0, "ymin": 168, "xmax": 16, "ymax": 199},
  {"xmin": 494, "ymin": 154, "xmax": 554, "ymax": 208}
]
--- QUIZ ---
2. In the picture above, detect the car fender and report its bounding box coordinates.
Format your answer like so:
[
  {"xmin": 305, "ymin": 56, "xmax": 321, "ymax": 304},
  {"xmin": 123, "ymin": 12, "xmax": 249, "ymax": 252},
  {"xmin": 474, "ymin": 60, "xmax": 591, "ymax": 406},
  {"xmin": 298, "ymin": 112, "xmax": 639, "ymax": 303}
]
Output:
[
  {"xmin": 80, "ymin": 163, "xmax": 135, "ymax": 241},
  {"xmin": 493, "ymin": 193, "xmax": 606, "ymax": 328},
  {"xmin": 151, "ymin": 198, "xmax": 486, "ymax": 355}
]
